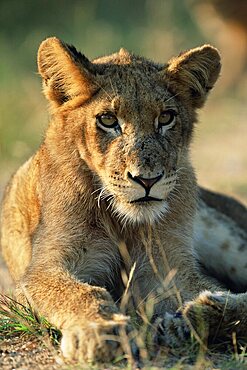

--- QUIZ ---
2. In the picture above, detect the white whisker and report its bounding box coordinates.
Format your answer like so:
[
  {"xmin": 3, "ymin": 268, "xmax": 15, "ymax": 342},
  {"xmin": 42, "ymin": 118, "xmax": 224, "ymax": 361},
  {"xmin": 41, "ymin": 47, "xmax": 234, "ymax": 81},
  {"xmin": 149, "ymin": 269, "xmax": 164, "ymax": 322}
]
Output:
[
  {"xmin": 91, "ymin": 187, "xmax": 102, "ymax": 196},
  {"xmin": 164, "ymin": 92, "xmax": 180, "ymax": 104}
]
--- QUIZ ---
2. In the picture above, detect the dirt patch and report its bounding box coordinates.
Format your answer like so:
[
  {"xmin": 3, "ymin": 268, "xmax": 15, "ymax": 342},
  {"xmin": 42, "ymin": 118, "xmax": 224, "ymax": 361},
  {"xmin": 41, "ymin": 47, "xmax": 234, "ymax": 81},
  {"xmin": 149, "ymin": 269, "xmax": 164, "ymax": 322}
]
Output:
[{"xmin": 0, "ymin": 336, "xmax": 62, "ymax": 370}]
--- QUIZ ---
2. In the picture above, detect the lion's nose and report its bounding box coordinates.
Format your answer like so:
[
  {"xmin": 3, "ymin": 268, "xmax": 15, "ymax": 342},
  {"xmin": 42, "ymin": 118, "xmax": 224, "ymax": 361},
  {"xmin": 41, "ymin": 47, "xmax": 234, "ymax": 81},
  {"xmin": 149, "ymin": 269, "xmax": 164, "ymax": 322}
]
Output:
[{"xmin": 127, "ymin": 172, "xmax": 163, "ymax": 190}]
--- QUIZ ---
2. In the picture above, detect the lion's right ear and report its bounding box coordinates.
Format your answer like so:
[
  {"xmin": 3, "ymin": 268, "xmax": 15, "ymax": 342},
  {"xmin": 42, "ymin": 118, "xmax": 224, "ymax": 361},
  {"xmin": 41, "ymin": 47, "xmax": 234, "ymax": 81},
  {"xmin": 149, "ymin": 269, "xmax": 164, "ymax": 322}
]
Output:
[{"xmin": 38, "ymin": 37, "xmax": 96, "ymax": 107}]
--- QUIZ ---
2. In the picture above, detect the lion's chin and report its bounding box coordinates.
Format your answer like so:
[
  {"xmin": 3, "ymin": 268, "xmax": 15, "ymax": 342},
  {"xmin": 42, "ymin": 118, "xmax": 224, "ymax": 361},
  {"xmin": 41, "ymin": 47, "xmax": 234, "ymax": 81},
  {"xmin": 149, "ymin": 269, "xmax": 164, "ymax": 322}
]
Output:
[
  {"xmin": 130, "ymin": 195, "xmax": 163, "ymax": 203},
  {"xmin": 111, "ymin": 199, "xmax": 169, "ymax": 226}
]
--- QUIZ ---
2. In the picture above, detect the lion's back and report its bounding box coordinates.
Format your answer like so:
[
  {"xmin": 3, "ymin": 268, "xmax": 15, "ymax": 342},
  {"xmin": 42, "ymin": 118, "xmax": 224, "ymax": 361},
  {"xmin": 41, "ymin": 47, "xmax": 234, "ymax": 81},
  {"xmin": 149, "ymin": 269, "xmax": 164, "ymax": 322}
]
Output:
[{"xmin": 194, "ymin": 188, "xmax": 247, "ymax": 292}]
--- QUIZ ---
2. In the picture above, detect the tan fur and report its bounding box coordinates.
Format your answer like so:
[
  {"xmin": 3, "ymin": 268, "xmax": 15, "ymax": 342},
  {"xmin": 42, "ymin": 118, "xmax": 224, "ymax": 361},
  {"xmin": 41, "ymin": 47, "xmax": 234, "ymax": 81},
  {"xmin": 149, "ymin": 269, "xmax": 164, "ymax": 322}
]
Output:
[{"xmin": 0, "ymin": 37, "xmax": 246, "ymax": 363}]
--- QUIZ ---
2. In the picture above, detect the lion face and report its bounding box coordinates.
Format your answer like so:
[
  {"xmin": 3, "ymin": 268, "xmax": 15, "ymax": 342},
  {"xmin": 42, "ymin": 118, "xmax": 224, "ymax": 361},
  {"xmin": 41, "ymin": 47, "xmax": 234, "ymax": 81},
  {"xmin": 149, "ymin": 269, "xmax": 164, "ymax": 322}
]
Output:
[
  {"xmin": 38, "ymin": 38, "xmax": 221, "ymax": 224},
  {"xmin": 78, "ymin": 77, "xmax": 185, "ymax": 224}
]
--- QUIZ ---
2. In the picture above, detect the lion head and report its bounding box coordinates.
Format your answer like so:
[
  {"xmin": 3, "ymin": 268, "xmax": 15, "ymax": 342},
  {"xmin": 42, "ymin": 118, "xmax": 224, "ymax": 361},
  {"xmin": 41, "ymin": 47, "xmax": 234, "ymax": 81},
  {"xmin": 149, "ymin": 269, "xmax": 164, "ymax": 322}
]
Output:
[{"xmin": 38, "ymin": 38, "xmax": 221, "ymax": 224}]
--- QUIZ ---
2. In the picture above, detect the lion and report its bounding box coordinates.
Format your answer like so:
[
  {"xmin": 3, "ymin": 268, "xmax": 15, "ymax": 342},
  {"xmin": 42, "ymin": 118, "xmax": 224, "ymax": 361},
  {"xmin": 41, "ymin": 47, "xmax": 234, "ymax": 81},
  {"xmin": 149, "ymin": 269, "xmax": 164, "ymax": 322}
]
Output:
[{"xmin": 0, "ymin": 37, "xmax": 246, "ymax": 364}]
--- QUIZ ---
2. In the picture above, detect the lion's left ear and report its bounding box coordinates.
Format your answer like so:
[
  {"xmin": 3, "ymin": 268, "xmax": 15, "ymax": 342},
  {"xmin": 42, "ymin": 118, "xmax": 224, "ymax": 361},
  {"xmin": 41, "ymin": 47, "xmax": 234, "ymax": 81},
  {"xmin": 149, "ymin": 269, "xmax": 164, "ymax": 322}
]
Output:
[{"xmin": 164, "ymin": 45, "xmax": 221, "ymax": 108}]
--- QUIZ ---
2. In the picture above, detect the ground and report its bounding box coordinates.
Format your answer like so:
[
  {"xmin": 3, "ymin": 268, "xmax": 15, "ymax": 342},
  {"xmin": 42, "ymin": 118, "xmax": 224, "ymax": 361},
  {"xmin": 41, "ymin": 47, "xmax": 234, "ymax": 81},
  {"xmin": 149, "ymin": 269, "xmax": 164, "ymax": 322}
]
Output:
[{"xmin": 0, "ymin": 336, "xmax": 60, "ymax": 370}]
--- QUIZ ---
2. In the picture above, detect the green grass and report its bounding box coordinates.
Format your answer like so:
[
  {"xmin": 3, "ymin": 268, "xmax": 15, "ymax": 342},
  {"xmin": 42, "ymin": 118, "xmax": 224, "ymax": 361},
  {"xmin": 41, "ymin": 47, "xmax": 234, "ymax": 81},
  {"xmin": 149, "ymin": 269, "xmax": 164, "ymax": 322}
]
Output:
[{"xmin": 0, "ymin": 293, "xmax": 61, "ymax": 345}]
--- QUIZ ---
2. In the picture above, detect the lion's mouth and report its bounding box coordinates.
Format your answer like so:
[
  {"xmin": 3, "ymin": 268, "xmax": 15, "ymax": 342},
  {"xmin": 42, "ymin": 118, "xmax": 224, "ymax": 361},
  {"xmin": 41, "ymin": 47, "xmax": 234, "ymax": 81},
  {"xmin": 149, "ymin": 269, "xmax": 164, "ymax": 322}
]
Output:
[{"xmin": 130, "ymin": 195, "xmax": 163, "ymax": 203}]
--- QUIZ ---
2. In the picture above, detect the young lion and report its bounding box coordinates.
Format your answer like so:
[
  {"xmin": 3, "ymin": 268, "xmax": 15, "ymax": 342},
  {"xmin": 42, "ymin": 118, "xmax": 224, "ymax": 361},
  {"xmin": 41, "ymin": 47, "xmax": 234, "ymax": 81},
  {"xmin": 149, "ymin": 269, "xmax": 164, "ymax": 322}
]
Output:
[{"xmin": 0, "ymin": 37, "xmax": 246, "ymax": 363}]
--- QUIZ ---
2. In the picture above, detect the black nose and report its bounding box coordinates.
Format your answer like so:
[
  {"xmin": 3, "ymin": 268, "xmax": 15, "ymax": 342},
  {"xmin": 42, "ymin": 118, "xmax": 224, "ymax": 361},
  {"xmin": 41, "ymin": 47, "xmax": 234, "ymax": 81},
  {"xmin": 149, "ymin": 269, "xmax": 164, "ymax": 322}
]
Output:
[{"xmin": 127, "ymin": 172, "xmax": 163, "ymax": 190}]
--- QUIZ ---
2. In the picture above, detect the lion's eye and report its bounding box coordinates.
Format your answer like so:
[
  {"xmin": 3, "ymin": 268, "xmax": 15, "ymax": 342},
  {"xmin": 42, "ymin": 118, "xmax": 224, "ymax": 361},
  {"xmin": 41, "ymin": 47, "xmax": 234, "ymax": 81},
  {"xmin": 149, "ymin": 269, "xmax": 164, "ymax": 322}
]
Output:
[
  {"xmin": 158, "ymin": 110, "xmax": 177, "ymax": 128},
  {"xmin": 97, "ymin": 113, "xmax": 119, "ymax": 129}
]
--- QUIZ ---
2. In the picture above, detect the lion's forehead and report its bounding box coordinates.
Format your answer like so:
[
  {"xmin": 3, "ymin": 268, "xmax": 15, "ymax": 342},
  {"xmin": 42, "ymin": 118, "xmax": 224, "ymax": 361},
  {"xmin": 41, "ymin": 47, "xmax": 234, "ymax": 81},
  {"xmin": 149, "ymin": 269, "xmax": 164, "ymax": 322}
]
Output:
[
  {"xmin": 96, "ymin": 73, "xmax": 176, "ymax": 122},
  {"xmin": 104, "ymin": 68, "xmax": 166, "ymax": 97}
]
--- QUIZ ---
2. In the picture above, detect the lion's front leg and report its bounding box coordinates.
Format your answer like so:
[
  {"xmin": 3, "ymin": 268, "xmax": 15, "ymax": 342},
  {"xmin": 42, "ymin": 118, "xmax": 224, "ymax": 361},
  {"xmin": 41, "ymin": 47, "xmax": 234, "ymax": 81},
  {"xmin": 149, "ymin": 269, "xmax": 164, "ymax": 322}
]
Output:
[
  {"xmin": 21, "ymin": 268, "xmax": 121, "ymax": 362},
  {"xmin": 154, "ymin": 291, "xmax": 247, "ymax": 348},
  {"xmin": 19, "ymin": 253, "xmax": 139, "ymax": 364}
]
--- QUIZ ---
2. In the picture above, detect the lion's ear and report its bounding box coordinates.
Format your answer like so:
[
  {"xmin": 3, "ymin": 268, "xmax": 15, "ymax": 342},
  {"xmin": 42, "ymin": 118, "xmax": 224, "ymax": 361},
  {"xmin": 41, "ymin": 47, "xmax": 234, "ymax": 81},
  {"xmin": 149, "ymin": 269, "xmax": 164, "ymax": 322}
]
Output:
[
  {"xmin": 38, "ymin": 37, "xmax": 96, "ymax": 107},
  {"xmin": 164, "ymin": 45, "xmax": 221, "ymax": 108}
]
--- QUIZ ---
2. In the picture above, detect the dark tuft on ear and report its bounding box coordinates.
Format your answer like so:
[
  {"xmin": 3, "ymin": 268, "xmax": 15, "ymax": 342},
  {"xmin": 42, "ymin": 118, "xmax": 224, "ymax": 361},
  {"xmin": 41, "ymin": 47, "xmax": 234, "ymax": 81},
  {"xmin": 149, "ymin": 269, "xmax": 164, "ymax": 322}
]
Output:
[
  {"xmin": 164, "ymin": 45, "xmax": 221, "ymax": 108},
  {"xmin": 65, "ymin": 44, "xmax": 97, "ymax": 75}
]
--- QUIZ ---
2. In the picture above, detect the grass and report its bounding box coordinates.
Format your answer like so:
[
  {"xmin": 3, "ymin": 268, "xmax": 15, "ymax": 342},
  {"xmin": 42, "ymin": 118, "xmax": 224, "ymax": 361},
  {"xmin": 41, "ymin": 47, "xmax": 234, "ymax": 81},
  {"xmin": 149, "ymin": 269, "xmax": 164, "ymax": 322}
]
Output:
[
  {"xmin": 0, "ymin": 293, "xmax": 61, "ymax": 345},
  {"xmin": 0, "ymin": 293, "xmax": 246, "ymax": 369}
]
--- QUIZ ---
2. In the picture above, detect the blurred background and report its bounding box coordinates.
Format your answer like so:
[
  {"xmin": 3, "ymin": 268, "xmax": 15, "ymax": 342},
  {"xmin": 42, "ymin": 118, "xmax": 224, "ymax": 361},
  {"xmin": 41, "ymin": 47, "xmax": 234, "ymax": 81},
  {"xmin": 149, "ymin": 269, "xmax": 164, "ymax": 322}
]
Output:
[{"xmin": 0, "ymin": 0, "xmax": 247, "ymax": 203}]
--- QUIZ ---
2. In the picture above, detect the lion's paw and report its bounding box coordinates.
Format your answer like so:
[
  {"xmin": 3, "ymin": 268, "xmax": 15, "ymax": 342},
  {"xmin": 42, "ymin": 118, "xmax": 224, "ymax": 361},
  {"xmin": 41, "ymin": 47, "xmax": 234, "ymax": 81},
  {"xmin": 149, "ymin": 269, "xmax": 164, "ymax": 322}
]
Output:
[
  {"xmin": 60, "ymin": 314, "xmax": 139, "ymax": 364},
  {"xmin": 61, "ymin": 324, "xmax": 118, "ymax": 363},
  {"xmin": 153, "ymin": 312, "xmax": 190, "ymax": 348},
  {"xmin": 154, "ymin": 291, "xmax": 237, "ymax": 349}
]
